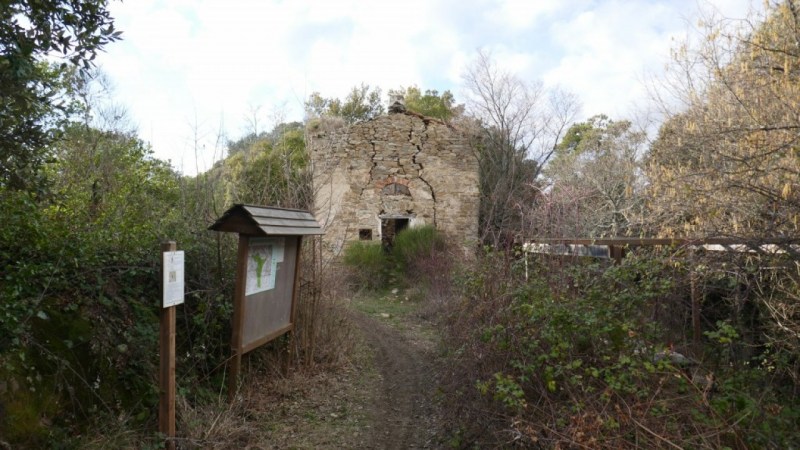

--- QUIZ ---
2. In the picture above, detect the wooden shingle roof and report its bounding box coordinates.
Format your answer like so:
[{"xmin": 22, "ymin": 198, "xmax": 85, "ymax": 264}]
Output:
[{"xmin": 208, "ymin": 204, "xmax": 324, "ymax": 236}]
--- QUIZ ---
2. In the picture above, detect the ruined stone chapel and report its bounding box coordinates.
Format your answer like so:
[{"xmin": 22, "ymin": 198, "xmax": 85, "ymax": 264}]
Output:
[{"xmin": 309, "ymin": 101, "xmax": 480, "ymax": 256}]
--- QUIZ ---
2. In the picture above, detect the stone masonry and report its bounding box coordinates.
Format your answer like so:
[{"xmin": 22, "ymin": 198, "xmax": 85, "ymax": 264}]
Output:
[{"xmin": 308, "ymin": 104, "xmax": 480, "ymax": 257}]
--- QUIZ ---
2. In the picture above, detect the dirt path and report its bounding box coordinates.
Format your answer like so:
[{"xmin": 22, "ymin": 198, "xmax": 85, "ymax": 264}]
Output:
[
  {"xmin": 352, "ymin": 311, "xmax": 441, "ymax": 449},
  {"xmin": 252, "ymin": 296, "xmax": 444, "ymax": 449}
]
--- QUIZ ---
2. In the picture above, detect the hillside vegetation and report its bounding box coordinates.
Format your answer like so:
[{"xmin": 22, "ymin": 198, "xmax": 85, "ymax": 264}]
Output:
[{"xmin": 1, "ymin": 1, "xmax": 799, "ymax": 448}]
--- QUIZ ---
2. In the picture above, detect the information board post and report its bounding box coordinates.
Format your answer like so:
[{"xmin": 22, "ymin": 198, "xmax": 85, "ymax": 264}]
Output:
[
  {"xmin": 284, "ymin": 236, "xmax": 304, "ymax": 375},
  {"xmin": 228, "ymin": 235, "xmax": 249, "ymax": 401},
  {"xmin": 159, "ymin": 241, "xmax": 183, "ymax": 450}
]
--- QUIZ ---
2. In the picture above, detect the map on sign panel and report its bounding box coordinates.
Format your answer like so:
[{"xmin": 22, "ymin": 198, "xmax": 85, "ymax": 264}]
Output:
[{"xmin": 245, "ymin": 237, "xmax": 285, "ymax": 295}]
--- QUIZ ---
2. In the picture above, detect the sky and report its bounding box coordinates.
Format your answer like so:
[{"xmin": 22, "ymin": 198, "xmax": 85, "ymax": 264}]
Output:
[{"xmin": 94, "ymin": 0, "xmax": 761, "ymax": 176}]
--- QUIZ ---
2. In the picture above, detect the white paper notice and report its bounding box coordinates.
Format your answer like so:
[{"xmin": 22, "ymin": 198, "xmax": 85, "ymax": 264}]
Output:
[{"xmin": 162, "ymin": 251, "xmax": 185, "ymax": 308}]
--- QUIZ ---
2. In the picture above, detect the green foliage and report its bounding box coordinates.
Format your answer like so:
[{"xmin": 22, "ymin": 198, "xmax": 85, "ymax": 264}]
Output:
[
  {"xmin": 391, "ymin": 225, "xmax": 444, "ymax": 269},
  {"xmin": 0, "ymin": 118, "xmax": 185, "ymax": 445},
  {"xmin": 387, "ymin": 85, "xmax": 461, "ymax": 121},
  {"xmin": 0, "ymin": 0, "xmax": 121, "ymax": 191},
  {"xmin": 0, "ymin": 202, "xmax": 147, "ymax": 446},
  {"xmin": 305, "ymin": 83, "xmax": 384, "ymax": 124},
  {"xmin": 705, "ymin": 320, "xmax": 739, "ymax": 345},
  {"xmin": 342, "ymin": 241, "xmax": 389, "ymax": 290},
  {"xmin": 51, "ymin": 126, "xmax": 181, "ymax": 246},
  {"xmin": 0, "ymin": 0, "xmax": 120, "ymax": 67},
  {"xmin": 444, "ymin": 248, "xmax": 800, "ymax": 448},
  {"xmin": 216, "ymin": 121, "xmax": 311, "ymax": 209},
  {"xmin": 0, "ymin": 70, "xmax": 217, "ymax": 443},
  {"xmin": 554, "ymin": 119, "xmax": 594, "ymax": 155},
  {"xmin": 0, "ymin": 50, "xmax": 342, "ymax": 448},
  {"xmin": 483, "ymin": 256, "xmax": 674, "ymax": 402},
  {"xmin": 477, "ymin": 372, "xmax": 527, "ymax": 412},
  {"xmin": 226, "ymin": 121, "xmax": 304, "ymax": 157},
  {"xmin": 342, "ymin": 226, "xmax": 454, "ymax": 297}
]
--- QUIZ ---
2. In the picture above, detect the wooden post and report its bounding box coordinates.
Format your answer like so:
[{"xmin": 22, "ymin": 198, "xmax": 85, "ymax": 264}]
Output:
[
  {"xmin": 284, "ymin": 236, "xmax": 304, "ymax": 375},
  {"xmin": 690, "ymin": 270, "xmax": 702, "ymax": 346},
  {"xmin": 228, "ymin": 234, "xmax": 249, "ymax": 402},
  {"xmin": 159, "ymin": 241, "xmax": 177, "ymax": 450},
  {"xmin": 610, "ymin": 245, "xmax": 625, "ymax": 265}
]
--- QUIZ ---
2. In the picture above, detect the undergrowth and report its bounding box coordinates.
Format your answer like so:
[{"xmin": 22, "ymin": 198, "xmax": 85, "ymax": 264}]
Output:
[
  {"xmin": 438, "ymin": 248, "xmax": 800, "ymax": 449},
  {"xmin": 0, "ymin": 130, "xmax": 351, "ymax": 447},
  {"xmin": 342, "ymin": 225, "xmax": 453, "ymax": 298},
  {"xmin": 342, "ymin": 240, "xmax": 389, "ymax": 290}
]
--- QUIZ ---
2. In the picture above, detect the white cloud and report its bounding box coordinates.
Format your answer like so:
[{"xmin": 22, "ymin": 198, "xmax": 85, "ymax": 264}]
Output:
[
  {"xmin": 486, "ymin": 0, "xmax": 572, "ymax": 30},
  {"xmin": 95, "ymin": 0, "xmax": 759, "ymax": 175},
  {"xmin": 541, "ymin": 1, "xmax": 711, "ymax": 119}
]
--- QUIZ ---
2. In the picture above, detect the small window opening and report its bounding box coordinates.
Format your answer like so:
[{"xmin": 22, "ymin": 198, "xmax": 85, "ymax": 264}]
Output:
[{"xmin": 359, "ymin": 229, "xmax": 373, "ymax": 240}]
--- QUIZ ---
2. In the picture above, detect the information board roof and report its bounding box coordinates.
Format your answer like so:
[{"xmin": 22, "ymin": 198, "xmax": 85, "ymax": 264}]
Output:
[{"xmin": 208, "ymin": 204, "xmax": 324, "ymax": 236}]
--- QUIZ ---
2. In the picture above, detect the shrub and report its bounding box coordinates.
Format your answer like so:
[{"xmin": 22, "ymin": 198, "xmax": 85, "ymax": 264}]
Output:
[
  {"xmin": 0, "ymin": 185, "xmax": 177, "ymax": 447},
  {"xmin": 342, "ymin": 241, "xmax": 389, "ymax": 290},
  {"xmin": 392, "ymin": 225, "xmax": 444, "ymax": 268},
  {"xmin": 470, "ymin": 255, "xmax": 684, "ymax": 447},
  {"xmin": 393, "ymin": 226, "xmax": 456, "ymax": 300},
  {"xmin": 341, "ymin": 226, "xmax": 453, "ymax": 296},
  {"xmin": 440, "ymin": 248, "xmax": 800, "ymax": 448}
]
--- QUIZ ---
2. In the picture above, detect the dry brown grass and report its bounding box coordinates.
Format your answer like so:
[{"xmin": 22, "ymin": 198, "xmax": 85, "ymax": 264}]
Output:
[{"xmin": 176, "ymin": 394, "xmax": 266, "ymax": 449}]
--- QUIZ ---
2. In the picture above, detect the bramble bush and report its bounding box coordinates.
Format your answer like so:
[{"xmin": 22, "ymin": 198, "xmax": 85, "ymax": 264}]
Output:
[
  {"xmin": 392, "ymin": 225, "xmax": 456, "ymax": 302},
  {"xmin": 392, "ymin": 225, "xmax": 445, "ymax": 270},
  {"xmin": 440, "ymin": 248, "xmax": 800, "ymax": 449}
]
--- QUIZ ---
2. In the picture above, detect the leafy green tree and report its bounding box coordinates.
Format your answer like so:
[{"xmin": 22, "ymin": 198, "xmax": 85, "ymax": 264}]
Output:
[
  {"xmin": 387, "ymin": 85, "xmax": 462, "ymax": 121},
  {"xmin": 0, "ymin": 0, "xmax": 121, "ymax": 191},
  {"xmin": 553, "ymin": 119, "xmax": 594, "ymax": 155},
  {"xmin": 51, "ymin": 125, "xmax": 180, "ymax": 246},
  {"xmin": 0, "ymin": 74, "xmax": 182, "ymax": 445},
  {"xmin": 305, "ymin": 83, "xmax": 384, "ymax": 124},
  {"xmin": 227, "ymin": 121, "xmax": 304, "ymax": 157},
  {"xmin": 221, "ymin": 122, "xmax": 311, "ymax": 208},
  {"xmin": 540, "ymin": 115, "xmax": 645, "ymax": 236}
]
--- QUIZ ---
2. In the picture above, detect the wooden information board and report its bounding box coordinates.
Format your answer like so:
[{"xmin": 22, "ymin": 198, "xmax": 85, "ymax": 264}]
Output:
[
  {"xmin": 233, "ymin": 235, "xmax": 301, "ymax": 354},
  {"xmin": 208, "ymin": 204, "xmax": 324, "ymax": 399}
]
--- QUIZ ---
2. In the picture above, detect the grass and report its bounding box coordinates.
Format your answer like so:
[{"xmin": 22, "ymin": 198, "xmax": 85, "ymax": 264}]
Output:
[
  {"xmin": 349, "ymin": 287, "xmax": 442, "ymax": 349},
  {"xmin": 351, "ymin": 290, "xmax": 418, "ymax": 324}
]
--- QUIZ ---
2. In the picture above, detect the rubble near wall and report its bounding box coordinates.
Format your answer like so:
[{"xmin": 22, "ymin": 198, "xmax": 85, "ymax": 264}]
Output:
[{"xmin": 308, "ymin": 110, "xmax": 480, "ymax": 258}]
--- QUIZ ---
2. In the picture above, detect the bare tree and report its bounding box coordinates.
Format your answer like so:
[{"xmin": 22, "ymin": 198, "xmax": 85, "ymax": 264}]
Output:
[
  {"xmin": 646, "ymin": 0, "xmax": 800, "ymax": 384},
  {"xmin": 646, "ymin": 2, "xmax": 799, "ymax": 244},
  {"xmin": 461, "ymin": 49, "xmax": 579, "ymax": 244}
]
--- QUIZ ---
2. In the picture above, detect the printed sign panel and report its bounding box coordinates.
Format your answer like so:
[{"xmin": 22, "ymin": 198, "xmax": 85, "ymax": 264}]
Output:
[
  {"xmin": 238, "ymin": 236, "xmax": 298, "ymax": 353},
  {"xmin": 162, "ymin": 251, "xmax": 185, "ymax": 308}
]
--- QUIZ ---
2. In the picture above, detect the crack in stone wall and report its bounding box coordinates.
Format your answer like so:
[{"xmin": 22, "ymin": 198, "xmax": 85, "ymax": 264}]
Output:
[
  {"xmin": 412, "ymin": 119, "xmax": 437, "ymax": 226},
  {"xmin": 360, "ymin": 128, "xmax": 378, "ymax": 199},
  {"xmin": 310, "ymin": 112, "xmax": 480, "ymax": 257}
]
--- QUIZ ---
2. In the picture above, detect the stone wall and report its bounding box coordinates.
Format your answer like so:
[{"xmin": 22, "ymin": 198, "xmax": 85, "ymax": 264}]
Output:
[{"xmin": 308, "ymin": 108, "xmax": 479, "ymax": 257}]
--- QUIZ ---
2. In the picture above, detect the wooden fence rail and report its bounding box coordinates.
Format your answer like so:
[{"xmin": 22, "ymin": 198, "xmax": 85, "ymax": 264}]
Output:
[{"xmin": 522, "ymin": 237, "xmax": 798, "ymax": 345}]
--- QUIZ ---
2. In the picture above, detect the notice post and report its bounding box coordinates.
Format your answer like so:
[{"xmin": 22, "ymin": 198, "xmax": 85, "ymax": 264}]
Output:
[{"xmin": 160, "ymin": 241, "xmax": 183, "ymax": 450}]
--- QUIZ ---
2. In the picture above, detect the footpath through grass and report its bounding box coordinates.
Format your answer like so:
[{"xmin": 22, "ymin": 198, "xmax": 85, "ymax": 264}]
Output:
[{"xmin": 351, "ymin": 289, "xmax": 418, "ymax": 324}]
